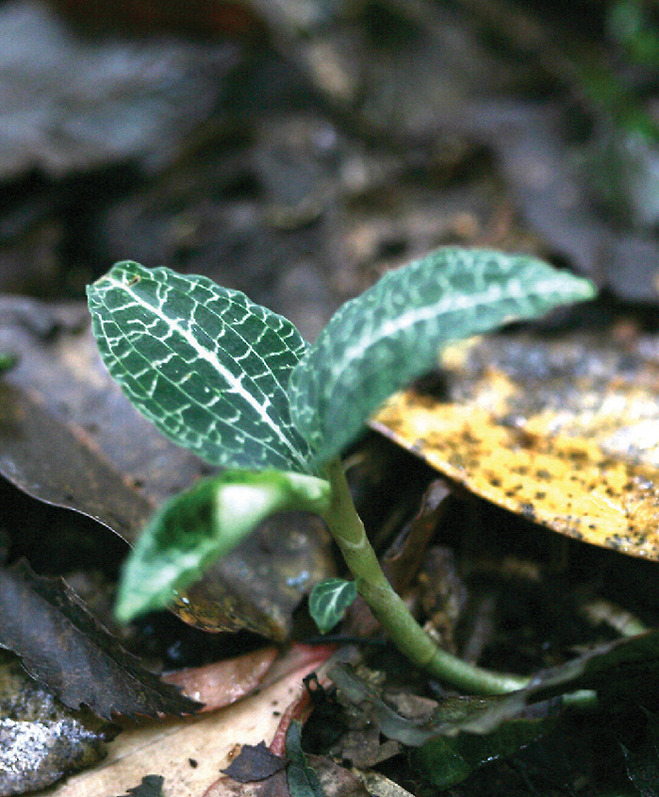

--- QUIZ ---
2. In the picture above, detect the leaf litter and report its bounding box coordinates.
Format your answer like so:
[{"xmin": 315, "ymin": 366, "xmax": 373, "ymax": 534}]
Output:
[
  {"xmin": 1, "ymin": 2, "xmax": 657, "ymax": 793},
  {"xmin": 0, "ymin": 561, "xmax": 199, "ymax": 719},
  {"xmin": 373, "ymin": 330, "xmax": 659, "ymax": 559}
]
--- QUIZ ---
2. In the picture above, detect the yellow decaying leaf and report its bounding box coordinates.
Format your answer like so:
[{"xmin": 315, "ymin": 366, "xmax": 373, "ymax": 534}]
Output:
[{"xmin": 372, "ymin": 333, "xmax": 659, "ymax": 560}]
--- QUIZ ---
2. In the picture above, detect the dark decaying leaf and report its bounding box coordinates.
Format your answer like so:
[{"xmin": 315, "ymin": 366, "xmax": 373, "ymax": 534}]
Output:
[
  {"xmin": 0, "ymin": 651, "xmax": 116, "ymax": 796},
  {"xmin": 115, "ymin": 774, "xmax": 164, "ymax": 797},
  {"xmin": 0, "ymin": 298, "xmax": 208, "ymax": 543},
  {"xmin": 222, "ymin": 741, "xmax": 287, "ymax": 783},
  {"xmin": 0, "ymin": 561, "xmax": 200, "ymax": 718},
  {"xmin": 0, "ymin": 297, "xmax": 336, "ymax": 637},
  {"xmin": 0, "ymin": 1, "xmax": 238, "ymax": 180},
  {"xmin": 173, "ymin": 512, "xmax": 335, "ymax": 640},
  {"xmin": 619, "ymin": 711, "xmax": 659, "ymax": 797}
]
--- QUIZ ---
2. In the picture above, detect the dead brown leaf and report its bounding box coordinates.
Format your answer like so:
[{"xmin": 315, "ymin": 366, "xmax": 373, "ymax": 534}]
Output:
[
  {"xmin": 162, "ymin": 647, "xmax": 279, "ymax": 711},
  {"xmin": 0, "ymin": 561, "xmax": 199, "ymax": 719}
]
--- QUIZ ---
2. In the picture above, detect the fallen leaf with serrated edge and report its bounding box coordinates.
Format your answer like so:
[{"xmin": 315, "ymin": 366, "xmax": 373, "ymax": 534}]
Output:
[
  {"xmin": 0, "ymin": 561, "xmax": 199, "ymax": 719},
  {"xmin": 372, "ymin": 333, "xmax": 659, "ymax": 560},
  {"xmin": 33, "ymin": 645, "xmax": 335, "ymax": 797}
]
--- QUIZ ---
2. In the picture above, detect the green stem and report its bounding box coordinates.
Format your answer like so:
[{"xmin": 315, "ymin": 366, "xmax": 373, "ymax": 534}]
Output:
[{"xmin": 320, "ymin": 458, "xmax": 529, "ymax": 695}]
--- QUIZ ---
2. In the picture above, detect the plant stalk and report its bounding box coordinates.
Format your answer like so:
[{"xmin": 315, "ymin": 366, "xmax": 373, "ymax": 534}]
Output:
[{"xmin": 320, "ymin": 457, "xmax": 529, "ymax": 695}]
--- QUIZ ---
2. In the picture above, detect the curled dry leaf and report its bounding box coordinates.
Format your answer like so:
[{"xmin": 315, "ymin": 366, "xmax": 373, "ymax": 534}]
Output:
[
  {"xmin": 373, "ymin": 332, "xmax": 659, "ymax": 559},
  {"xmin": 162, "ymin": 646, "xmax": 279, "ymax": 711}
]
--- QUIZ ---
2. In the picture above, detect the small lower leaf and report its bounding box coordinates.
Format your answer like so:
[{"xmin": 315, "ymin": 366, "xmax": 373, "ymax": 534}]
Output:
[
  {"xmin": 115, "ymin": 470, "xmax": 331, "ymax": 622},
  {"xmin": 309, "ymin": 578, "xmax": 358, "ymax": 633}
]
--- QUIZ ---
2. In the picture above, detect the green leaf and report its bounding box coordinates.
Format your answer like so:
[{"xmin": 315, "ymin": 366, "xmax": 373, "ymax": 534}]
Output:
[
  {"xmin": 114, "ymin": 469, "xmax": 331, "ymax": 622},
  {"xmin": 286, "ymin": 721, "xmax": 324, "ymax": 797},
  {"xmin": 308, "ymin": 578, "xmax": 357, "ymax": 633},
  {"xmin": 0, "ymin": 353, "xmax": 17, "ymax": 372},
  {"xmin": 288, "ymin": 247, "xmax": 596, "ymax": 465},
  {"xmin": 87, "ymin": 261, "xmax": 314, "ymax": 473},
  {"xmin": 413, "ymin": 717, "xmax": 555, "ymax": 789}
]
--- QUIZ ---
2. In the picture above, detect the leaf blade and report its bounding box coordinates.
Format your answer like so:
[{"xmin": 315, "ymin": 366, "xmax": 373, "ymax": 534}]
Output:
[
  {"xmin": 115, "ymin": 469, "xmax": 332, "ymax": 622},
  {"xmin": 289, "ymin": 247, "xmax": 596, "ymax": 464},
  {"xmin": 0, "ymin": 561, "xmax": 199, "ymax": 718},
  {"xmin": 87, "ymin": 261, "xmax": 314, "ymax": 473},
  {"xmin": 308, "ymin": 578, "xmax": 358, "ymax": 633}
]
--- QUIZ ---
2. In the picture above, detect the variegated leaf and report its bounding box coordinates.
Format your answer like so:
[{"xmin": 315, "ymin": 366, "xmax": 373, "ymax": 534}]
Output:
[
  {"xmin": 308, "ymin": 578, "xmax": 358, "ymax": 633},
  {"xmin": 288, "ymin": 248, "xmax": 596, "ymax": 465},
  {"xmin": 87, "ymin": 261, "xmax": 314, "ymax": 473},
  {"xmin": 115, "ymin": 469, "xmax": 332, "ymax": 622}
]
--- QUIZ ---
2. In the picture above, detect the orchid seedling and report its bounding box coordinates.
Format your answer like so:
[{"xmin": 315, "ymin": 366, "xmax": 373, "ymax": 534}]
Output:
[{"xmin": 87, "ymin": 247, "xmax": 595, "ymax": 694}]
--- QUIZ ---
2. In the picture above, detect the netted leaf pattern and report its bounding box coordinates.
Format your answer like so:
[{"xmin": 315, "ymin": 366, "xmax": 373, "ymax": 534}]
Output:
[
  {"xmin": 288, "ymin": 247, "xmax": 596, "ymax": 465},
  {"xmin": 88, "ymin": 261, "xmax": 314, "ymax": 472},
  {"xmin": 309, "ymin": 577, "xmax": 358, "ymax": 633}
]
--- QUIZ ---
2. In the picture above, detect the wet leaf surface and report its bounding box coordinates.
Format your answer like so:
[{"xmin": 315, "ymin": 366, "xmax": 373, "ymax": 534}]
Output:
[
  {"xmin": 0, "ymin": 561, "xmax": 200, "ymax": 719},
  {"xmin": 0, "ymin": 651, "xmax": 116, "ymax": 797},
  {"xmin": 373, "ymin": 331, "xmax": 659, "ymax": 559}
]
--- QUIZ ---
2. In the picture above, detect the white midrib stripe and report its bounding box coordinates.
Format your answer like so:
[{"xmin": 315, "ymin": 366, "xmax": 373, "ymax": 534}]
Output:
[
  {"xmin": 337, "ymin": 276, "xmax": 570, "ymax": 374},
  {"xmin": 108, "ymin": 276, "xmax": 308, "ymax": 468}
]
